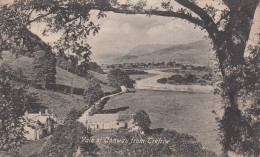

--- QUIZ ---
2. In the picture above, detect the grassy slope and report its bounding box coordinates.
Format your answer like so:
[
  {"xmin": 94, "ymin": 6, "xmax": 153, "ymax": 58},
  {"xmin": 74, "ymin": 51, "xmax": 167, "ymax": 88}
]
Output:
[
  {"xmin": 0, "ymin": 51, "xmax": 117, "ymax": 120},
  {"xmin": 87, "ymin": 70, "xmax": 118, "ymax": 94},
  {"xmin": 103, "ymin": 90, "xmax": 223, "ymax": 154}
]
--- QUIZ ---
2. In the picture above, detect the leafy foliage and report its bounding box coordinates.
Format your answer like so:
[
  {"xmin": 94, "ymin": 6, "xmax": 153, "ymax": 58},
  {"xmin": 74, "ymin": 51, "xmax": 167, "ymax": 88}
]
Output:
[
  {"xmin": 101, "ymin": 129, "xmax": 217, "ymax": 157},
  {"xmin": 84, "ymin": 78, "xmax": 104, "ymax": 106},
  {"xmin": 133, "ymin": 110, "xmax": 151, "ymax": 133},
  {"xmin": 108, "ymin": 69, "xmax": 135, "ymax": 88},
  {"xmin": 0, "ymin": 65, "xmax": 39, "ymax": 156},
  {"xmin": 157, "ymin": 77, "xmax": 167, "ymax": 84},
  {"xmin": 33, "ymin": 50, "xmax": 57, "ymax": 89},
  {"xmin": 0, "ymin": 0, "xmax": 104, "ymax": 62},
  {"xmin": 216, "ymin": 43, "xmax": 260, "ymax": 156},
  {"xmin": 56, "ymin": 50, "xmax": 104, "ymax": 76},
  {"xmin": 40, "ymin": 115, "xmax": 99, "ymax": 157}
]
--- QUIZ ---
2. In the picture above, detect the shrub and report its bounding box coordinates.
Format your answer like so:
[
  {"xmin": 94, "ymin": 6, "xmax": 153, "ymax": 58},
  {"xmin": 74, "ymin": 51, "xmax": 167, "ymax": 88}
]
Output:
[
  {"xmin": 108, "ymin": 69, "xmax": 135, "ymax": 88},
  {"xmin": 157, "ymin": 78, "xmax": 167, "ymax": 84}
]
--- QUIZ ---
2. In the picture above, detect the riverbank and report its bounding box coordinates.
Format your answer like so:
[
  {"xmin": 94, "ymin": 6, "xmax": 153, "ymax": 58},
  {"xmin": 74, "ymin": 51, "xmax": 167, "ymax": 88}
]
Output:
[{"xmin": 134, "ymin": 69, "xmax": 215, "ymax": 93}]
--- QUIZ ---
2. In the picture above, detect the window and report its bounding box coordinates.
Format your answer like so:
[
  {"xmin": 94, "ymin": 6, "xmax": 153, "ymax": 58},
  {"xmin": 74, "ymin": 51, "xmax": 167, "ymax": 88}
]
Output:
[{"xmin": 117, "ymin": 122, "xmax": 119, "ymax": 125}]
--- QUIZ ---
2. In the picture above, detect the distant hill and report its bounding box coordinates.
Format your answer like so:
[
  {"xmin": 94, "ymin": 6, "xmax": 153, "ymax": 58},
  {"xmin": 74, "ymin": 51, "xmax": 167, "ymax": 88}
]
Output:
[{"xmin": 115, "ymin": 40, "xmax": 214, "ymax": 64}]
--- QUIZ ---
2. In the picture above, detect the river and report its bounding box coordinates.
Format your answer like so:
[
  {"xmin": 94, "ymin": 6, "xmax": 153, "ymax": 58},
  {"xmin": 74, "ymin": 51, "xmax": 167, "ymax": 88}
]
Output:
[{"xmin": 135, "ymin": 69, "xmax": 214, "ymax": 93}]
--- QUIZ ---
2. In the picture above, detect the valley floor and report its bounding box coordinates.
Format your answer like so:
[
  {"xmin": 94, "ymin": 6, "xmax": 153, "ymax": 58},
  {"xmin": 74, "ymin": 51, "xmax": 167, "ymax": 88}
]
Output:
[{"xmin": 103, "ymin": 89, "xmax": 223, "ymax": 155}]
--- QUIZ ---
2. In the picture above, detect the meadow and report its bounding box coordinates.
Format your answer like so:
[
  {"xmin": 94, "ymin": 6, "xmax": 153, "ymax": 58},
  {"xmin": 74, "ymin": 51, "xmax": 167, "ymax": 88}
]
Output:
[{"xmin": 103, "ymin": 89, "xmax": 224, "ymax": 154}]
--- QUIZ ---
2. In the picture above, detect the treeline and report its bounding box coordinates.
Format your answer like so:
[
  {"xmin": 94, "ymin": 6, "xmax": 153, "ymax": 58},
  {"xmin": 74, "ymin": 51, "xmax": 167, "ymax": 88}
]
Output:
[
  {"xmin": 157, "ymin": 73, "xmax": 213, "ymax": 85},
  {"xmin": 56, "ymin": 50, "xmax": 104, "ymax": 76},
  {"xmin": 108, "ymin": 69, "xmax": 135, "ymax": 88},
  {"xmin": 123, "ymin": 69, "xmax": 148, "ymax": 75}
]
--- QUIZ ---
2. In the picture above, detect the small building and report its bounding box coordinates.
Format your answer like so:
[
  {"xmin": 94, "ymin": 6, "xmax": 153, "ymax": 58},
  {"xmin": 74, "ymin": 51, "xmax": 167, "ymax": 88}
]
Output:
[
  {"xmin": 120, "ymin": 85, "xmax": 128, "ymax": 93},
  {"xmin": 86, "ymin": 114, "xmax": 135, "ymax": 130},
  {"xmin": 23, "ymin": 109, "xmax": 56, "ymax": 140}
]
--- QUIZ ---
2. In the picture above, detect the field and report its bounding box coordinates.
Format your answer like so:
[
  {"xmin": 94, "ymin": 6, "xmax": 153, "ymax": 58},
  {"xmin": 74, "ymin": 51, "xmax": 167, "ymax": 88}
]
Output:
[{"xmin": 103, "ymin": 89, "xmax": 223, "ymax": 154}]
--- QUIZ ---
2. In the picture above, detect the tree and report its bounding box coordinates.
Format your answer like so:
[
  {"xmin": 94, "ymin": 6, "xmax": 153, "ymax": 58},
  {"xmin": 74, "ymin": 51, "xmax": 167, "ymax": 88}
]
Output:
[
  {"xmin": 65, "ymin": 108, "xmax": 82, "ymax": 121},
  {"xmin": 108, "ymin": 69, "xmax": 135, "ymax": 88},
  {"xmin": 133, "ymin": 110, "xmax": 151, "ymax": 133},
  {"xmin": 216, "ymin": 39, "xmax": 260, "ymax": 156},
  {"xmin": 84, "ymin": 78, "xmax": 104, "ymax": 106},
  {"xmin": 0, "ymin": 0, "xmax": 259, "ymax": 155},
  {"xmin": 184, "ymin": 73, "xmax": 199, "ymax": 83},
  {"xmin": 33, "ymin": 50, "xmax": 57, "ymax": 89},
  {"xmin": 40, "ymin": 116, "xmax": 99, "ymax": 157},
  {"xmin": 157, "ymin": 77, "xmax": 167, "ymax": 84},
  {"xmin": 0, "ymin": 65, "xmax": 39, "ymax": 156}
]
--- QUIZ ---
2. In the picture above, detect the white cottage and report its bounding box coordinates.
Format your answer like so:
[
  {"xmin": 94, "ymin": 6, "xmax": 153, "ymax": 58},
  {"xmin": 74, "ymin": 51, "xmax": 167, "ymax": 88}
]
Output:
[
  {"xmin": 86, "ymin": 114, "xmax": 136, "ymax": 130},
  {"xmin": 23, "ymin": 109, "xmax": 56, "ymax": 140}
]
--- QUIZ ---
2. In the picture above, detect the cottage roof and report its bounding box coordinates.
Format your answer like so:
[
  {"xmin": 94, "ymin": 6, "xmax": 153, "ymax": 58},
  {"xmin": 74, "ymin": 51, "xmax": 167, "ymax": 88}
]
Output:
[
  {"xmin": 87, "ymin": 114, "xmax": 119, "ymax": 123},
  {"xmin": 24, "ymin": 113, "xmax": 53, "ymax": 124}
]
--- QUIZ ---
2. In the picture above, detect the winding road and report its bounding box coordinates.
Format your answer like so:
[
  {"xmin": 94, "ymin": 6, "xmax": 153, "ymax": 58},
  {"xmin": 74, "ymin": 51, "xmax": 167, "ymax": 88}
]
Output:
[{"xmin": 77, "ymin": 87, "xmax": 127, "ymax": 125}]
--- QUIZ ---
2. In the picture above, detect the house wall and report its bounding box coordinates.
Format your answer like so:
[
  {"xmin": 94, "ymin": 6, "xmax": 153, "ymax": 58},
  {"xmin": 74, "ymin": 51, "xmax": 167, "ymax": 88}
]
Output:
[
  {"xmin": 88, "ymin": 121, "xmax": 126, "ymax": 130},
  {"xmin": 24, "ymin": 126, "xmax": 37, "ymax": 140}
]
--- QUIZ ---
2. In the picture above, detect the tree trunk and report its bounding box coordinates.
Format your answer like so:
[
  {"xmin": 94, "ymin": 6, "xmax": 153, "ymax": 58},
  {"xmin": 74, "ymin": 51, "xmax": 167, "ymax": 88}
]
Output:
[
  {"xmin": 213, "ymin": 0, "xmax": 258, "ymax": 107},
  {"xmin": 213, "ymin": 2, "xmax": 259, "ymax": 155}
]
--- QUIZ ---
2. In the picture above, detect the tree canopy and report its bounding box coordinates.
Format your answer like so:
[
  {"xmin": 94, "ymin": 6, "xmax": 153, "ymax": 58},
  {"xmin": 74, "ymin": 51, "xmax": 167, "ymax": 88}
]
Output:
[
  {"xmin": 108, "ymin": 68, "xmax": 135, "ymax": 88},
  {"xmin": 133, "ymin": 110, "xmax": 151, "ymax": 133},
  {"xmin": 40, "ymin": 119, "xmax": 99, "ymax": 156},
  {"xmin": 0, "ymin": 64, "xmax": 39, "ymax": 156}
]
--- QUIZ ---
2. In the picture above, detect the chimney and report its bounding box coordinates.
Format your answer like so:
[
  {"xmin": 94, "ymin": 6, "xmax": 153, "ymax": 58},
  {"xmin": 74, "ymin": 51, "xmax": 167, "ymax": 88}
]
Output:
[
  {"xmin": 24, "ymin": 111, "xmax": 29, "ymax": 121},
  {"xmin": 25, "ymin": 111, "xmax": 28, "ymax": 116},
  {"xmin": 45, "ymin": 109, "xmax": 49, "ymax": 115},
  {"xmin": 39, "ymin": 111, "xmax": 42, "ymax": 116}
]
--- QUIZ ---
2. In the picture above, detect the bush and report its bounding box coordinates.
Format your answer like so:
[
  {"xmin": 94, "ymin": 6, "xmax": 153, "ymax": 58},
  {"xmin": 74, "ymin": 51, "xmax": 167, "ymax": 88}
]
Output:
[
  {"xmin": 40, "ymin": 120, "xmax": 99, "ymax": 157},
  {"xmin": 157, "ymin": 78, "xmax": 167, "ymax": 84},
  {"xmin": 108, "ymin": 69, "xmax": 135, "ymax": 88},
  {"xmin": 168, "ymin": 74, "xmax": 183, "ymax": 83},
  {"xmin": 101, "ymin": 130, "xmax": 217, "ymax": 157},
  {"xmin": 84, "ymin": 78, "xmax": 104, "ymax": 105},
  {"xmin": 184, "ymin": 74, "xmax": 198, "ymax": 83},
  {"xmin": 133, "ymin": 110, "xmax": 151, "ymax": 133}
]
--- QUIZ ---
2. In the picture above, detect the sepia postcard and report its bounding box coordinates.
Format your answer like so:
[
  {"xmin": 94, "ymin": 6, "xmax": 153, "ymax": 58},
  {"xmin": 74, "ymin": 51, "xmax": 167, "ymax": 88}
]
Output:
[{"xmin": 0, "ymin": 0, "xmax": 259, "ymax": 157}]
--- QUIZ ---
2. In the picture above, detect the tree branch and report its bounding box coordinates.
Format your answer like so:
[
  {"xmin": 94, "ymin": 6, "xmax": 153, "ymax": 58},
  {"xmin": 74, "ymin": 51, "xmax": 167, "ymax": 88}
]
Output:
[
  {"xmin": 29, "ymin": 11, "xmax": 54, "ymax": 24},
  {"xmin": 174, "ymin": 0, "xmax": 219, "ymax": 38},
  {"xmin": 91, "ymin": 6, "xmax": 204, "ymax": 28},
  {"xmin": 216, "ymin": 12, "xmax": 230, "ymax": 26}
]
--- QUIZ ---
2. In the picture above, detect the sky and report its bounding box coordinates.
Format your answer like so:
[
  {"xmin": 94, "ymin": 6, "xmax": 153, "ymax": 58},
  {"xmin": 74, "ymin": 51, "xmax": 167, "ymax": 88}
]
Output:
[
  {"xmin": 1, "ymin": 0, "xmax": 259, "ymax": 63},
  {"xmin": 29, "ymin": 11, "xmax": 208, "ymax": 63},
  {"xmin": 87, "ymin": 12, "xmax": 208, "ymax": 62}
]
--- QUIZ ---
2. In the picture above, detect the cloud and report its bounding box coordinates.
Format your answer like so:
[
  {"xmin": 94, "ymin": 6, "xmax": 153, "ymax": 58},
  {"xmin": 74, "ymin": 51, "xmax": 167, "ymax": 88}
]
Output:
[
  {"xmin": 88, "ymin": 13, "xmax": 208, "ymax": 62},
  {"xmin": 145, "ymin": 19, "xmax": 206, "ymax": 45},
  {"xmin": 28, "ymin": 9, "xmax": 208, "ymax": 63}
]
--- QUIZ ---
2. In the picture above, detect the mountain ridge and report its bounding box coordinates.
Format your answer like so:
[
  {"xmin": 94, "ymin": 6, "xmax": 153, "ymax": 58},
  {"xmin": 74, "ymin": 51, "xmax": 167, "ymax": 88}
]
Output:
[{"xmin": 115, "ymin": 40, "xmax": 214, "ymax": 64}]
